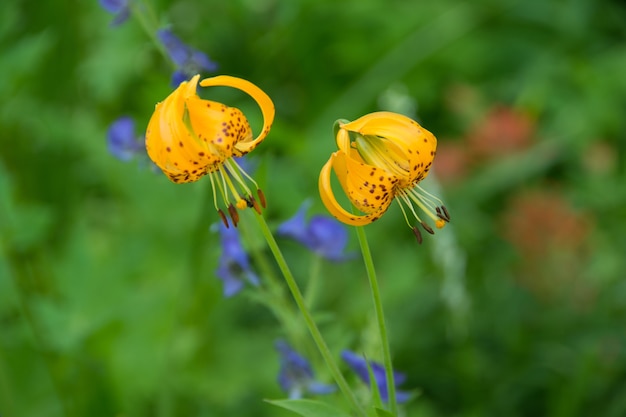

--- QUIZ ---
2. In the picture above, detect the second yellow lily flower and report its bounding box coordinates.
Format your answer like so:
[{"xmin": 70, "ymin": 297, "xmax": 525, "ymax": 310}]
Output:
[{"xmin": 319, "ymin": 111, "xmax": 450, "ymax": 242}]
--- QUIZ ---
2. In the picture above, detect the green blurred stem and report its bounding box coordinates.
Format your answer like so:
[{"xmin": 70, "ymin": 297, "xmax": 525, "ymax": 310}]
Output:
[
  {"xmin": 128, "ymin": 0, "xmax": 176, "ymax": 70},
  {"xmin": 305, "ymin": 255, "xmax": 322, "ymax": 309},
  {"xmin": 354, "ymin": 225, "xmax": 397, "ymax": 415},
  {"xmin": 253, "ymin": 212, "xmax": 366, "ymax": 417}
]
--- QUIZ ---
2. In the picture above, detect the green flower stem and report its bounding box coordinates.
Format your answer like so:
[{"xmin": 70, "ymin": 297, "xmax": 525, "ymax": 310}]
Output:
[
  {"xmin": 305, "ymin": 255, "xmax": 322, "ymax": 309},
  {"xmin": 128, "ymin": 0, "xmax": 176, "ymax": 70},
  {"xmin": 354, "ymin": 225, "xmax": 397, "ymax": 415},
  {"xmin": 253, "ymin": 212, "xmax": 366, "ymax": 417}
]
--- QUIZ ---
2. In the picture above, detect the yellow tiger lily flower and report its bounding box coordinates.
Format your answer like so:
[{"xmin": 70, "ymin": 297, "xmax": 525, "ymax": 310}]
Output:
[
  {"xmin": 146, "ymin": 74, "xmax": 274, "ymax": 227},
  {"xmin": 319, "ymin": 111, "xmax": 450, "ymax": 242}
]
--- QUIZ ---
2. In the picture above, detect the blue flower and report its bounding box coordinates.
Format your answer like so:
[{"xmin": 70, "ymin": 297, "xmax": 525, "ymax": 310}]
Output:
[
  {"xmin": 106, "ymin": 116, "xmax": 145, "ymax": 161},
  {"xmin": 215, "ymin": 223, "xmax": 259, "ymax": 297},
  {"xmin": 276, "ymin": 340, "xmax": 336, "ymax": 399},
  {"xmin": 277, "ymin": 201, "xmax": 354, "ymax": 261},
  {"xmin": 341, "ymin": 350, "xmax": 411, "ymax": 404},
  {"xmin": 98, "ymin": 0, "xmax": 130, "ymax": 26},
  {"xmin": 156, "ymin": 28, "xmax": 218, "ymax": 86}
]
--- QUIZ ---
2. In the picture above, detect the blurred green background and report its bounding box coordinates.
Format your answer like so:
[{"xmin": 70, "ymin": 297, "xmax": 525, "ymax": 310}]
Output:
[{"xmin": 2, "ymin": 0, "xmax": 626, "ymax": 416}]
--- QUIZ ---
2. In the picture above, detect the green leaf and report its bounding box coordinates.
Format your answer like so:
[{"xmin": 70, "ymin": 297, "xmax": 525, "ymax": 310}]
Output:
[
  {"xmin": 366, "ymin": 356, "xmax": 384, "ymax": 409},
  {"xmin": 266, "ymin": 399, "xmax": 352, "ymax": 417},
  {"xmin": 374, "ymin": 407, "xmax": 395, "ymax": 417}
]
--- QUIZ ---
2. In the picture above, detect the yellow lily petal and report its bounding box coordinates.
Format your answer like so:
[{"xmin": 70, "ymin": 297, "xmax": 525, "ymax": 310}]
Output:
[
  {"xmin": 185, "ymin": 94, "xmax": 252, "ymax": 163},
  {"xmin": 199, "ymin": 75, "xmax": 275, "ymax": 155},
  {"xmin": 319, "ymin": 150, "xmax": 396, "ymax": 226},
  {"xmin": 147, "ymin": 75, "xmax": 212, "ymax": 183},
  {"xmin": 341, "ymin": 111, "xmax": 437, "ymax": 184}
]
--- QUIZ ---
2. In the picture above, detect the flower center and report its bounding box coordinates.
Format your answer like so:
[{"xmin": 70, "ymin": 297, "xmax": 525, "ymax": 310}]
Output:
[
  {"xmin": 395, "ymin": 183, "xmax": 450, "ymax": 243},
  {"xmin": 207, "ymin": 157, "xmax": 266, "ymax": 228},
  {"xmin": 353, "ymin": 133, "xmax": 411, "ymax": 182}
]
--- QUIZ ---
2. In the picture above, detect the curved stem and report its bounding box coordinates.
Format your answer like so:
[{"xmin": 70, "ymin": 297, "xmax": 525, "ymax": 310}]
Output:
[
  {"xmin": 305, "ymin": 255, "xmax": 322, "ymax": 309},
  {"xmin": 128, "ymin": 0, "xmax": 176, "ymax": 70},
  {"xmin": 354, "ymin": 225, "xmax": 397, "ymax": 415},
  {"xmin": 253, "ymin": 212, "xmax": 366, "ymax": 417}
]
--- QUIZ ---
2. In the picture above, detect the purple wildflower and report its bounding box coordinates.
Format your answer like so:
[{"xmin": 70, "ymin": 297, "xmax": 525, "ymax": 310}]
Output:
[
  {"xmin": 98, "ymin": 0, "xmax": 130, "ymax": 26},
  {"xmin": 276, "ymin": 340, "xmax": 336, "ymax": 399},
  {"xmin": 156, "ymin": 28, "xmax": 217, "ymax": 86},
  {"xmin": 215, "ymin": 223, "xmax": 259, "ymax": 297},
  {"xmin": 341, "ymin": 350, "xmax": 411, "ymax": 403},
  {"xmin": 277, "ymin": 201, "xmax": 354, "ymax": 261},
  {"xmin": 106, "ymin": 116, "xmax": 145, "ymax": 161}
]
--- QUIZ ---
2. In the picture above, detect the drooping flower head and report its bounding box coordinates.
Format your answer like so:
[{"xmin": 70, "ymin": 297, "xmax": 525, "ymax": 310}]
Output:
[
  {"xmin": 215, "ymin": 222, "xmax": 260, "ymax": 297},
  {"xmin": 146, "ymin": 74, "xmax": 274, "ymax": 227},
  {"xmin": 107, "ymin": 116, "xmax": 145, "ymax": 161},
  {"xmin": 98, "ymin": 0, "xmax": 130, "ymax": 26},
  {"xmin": 156, "ymin": 29, "xmax": 218, "ymax": 86},
  {"xmin": 275, "ymin": 340, "xmax": 336, "ymax": 399},
  {"xmin": 319, "ymin": 112, "xmax": 450, "ymax": 243},
  {"xmin": 341, "ymin": 350, "xmax": 411, "ymax": 404},
  {"xmin": 277, "ymin": 200, "xmax": 354, "ymax": 261}
]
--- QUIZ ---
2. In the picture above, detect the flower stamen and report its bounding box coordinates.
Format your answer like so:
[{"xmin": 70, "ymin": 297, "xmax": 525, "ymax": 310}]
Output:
[{"xmin": 257, "ymin": 189, "xmax": 267, "ymax": 208}]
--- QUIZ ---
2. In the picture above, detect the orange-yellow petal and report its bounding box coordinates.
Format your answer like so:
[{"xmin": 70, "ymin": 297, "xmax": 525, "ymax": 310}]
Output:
[
  {"xmin": 319, "ymin": 150, "xmax": 396, "ymax": 226},
  {"xmin": 146, "ymin": 75, "xmax": 213, "ymax": 183},
  {"xmin": 341, "ymin": 111, "xmax": 437, "ymax": 184},
  {"xmin": 199, "ymin": 75, "xmax": 275, "ymax": 155}
]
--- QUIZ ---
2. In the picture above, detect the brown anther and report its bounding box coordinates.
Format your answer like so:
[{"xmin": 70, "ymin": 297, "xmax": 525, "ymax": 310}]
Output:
[
  {"xmin": 442, "ymin": 205, "xmax": 451, "ymax": 221},
  {"xmin": 227, "ymin": 204, "xmax": 239, "ymax": 227},
  {"xmin": 412, "ymin": 226, "xmax": 423, "ymax": 244},
  {"xmin": 421, "ymin": 221, "xmax": 435, "ymax": 235},
  {"xmin": 250, "ymin": 196, "xmax": 261, "ymax": 214},
  {"xmin": 247, "ymin": 195, "xmax": 262, "ymax": 214},
  {"xmin": 217, "ymin": 209, "xmax": 229, "ymax": 228},
  {"xmin": 257, "ymin": 189, "xmax": 267, "ymax": 208}
]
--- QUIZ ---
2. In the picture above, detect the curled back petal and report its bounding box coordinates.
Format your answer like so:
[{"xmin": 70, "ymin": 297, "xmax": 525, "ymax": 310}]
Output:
[
  {"xmin": 184, "ymin": 94, "xmax": 252, "ymax": 166},
  {"xmin": 319, "ymin": 151, "xmax": 396, "ymax": 226},
  {"xmin": 199, "ymin": 75, "xmax": 275, "ymax": 155}
]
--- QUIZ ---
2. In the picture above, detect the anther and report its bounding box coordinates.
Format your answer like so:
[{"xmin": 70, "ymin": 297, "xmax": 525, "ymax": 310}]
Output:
[
  {"xmin": 217, "ymin": 209, "xmax": 229, "ymax": 228},
  {"xmin": 436, "ymin": 207, "xmax": 447, "ymax": 221},
  {"xmin": 246, "ymin": 195, "xmax": 262, "ymax": 214},
  {"xmin": 421, "ymin": 221, "xmax": 434, "ymax": 235},
  {"xmin": 227, "ymin": 204, "xmax": 239, "ymax": 227},
  {"xmin": 257, "ymin": 189, "xmax": 267, "ymax": 208},
  {"xmin": 412, "ymin": 226, "xmax": 423, "ymax": 244},
  {"xmin": 442, "ymin": 205, "xmax": 451, "ymax": 221}
]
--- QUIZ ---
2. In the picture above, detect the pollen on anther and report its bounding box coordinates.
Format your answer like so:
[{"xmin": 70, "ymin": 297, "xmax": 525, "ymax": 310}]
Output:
[
  {"xmin": 228, "ymin": 204, "xmax": 240, "ymax": 227},
  {"xmin": 412, "ymin": 226, "xmax": 423, "ymax": 244},
  {"xmin": 218, "ymin": 209, "xmax": 229, "ymax": 228},
  {"xmin": 257, "ymin": 189, "xmax": 267, "ymax": 208}
]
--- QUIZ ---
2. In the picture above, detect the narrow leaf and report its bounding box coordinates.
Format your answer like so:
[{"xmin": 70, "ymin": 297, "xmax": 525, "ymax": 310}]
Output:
[
  {"xmin": 374, "ymin": 406, "xmax": 395, "ymax": 417},
  {"xmin": 266, "ymin": 399, "xmax": 352, "ymax": 417}
]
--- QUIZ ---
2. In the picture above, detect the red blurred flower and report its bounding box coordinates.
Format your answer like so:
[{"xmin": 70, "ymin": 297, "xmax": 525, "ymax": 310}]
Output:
[
  {"xmin": 467, "ymin": 106, "xmax": 535, "ymax": 159},
  {"xmin": 501, "ymin": 189, "xmax": 594, "ymax": 303},
  {"xmin": 432, "ymin": 141, "xmax": 470, "ymax": 184}
]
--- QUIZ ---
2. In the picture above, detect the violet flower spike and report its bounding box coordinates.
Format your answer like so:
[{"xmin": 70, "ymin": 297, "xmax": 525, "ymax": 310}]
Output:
[
  {"xmin": 156, "ymin": 28, "xmax": 218, "ymax": 86},
  {"xmin": 276, "ymin": 340, "xmax": 336, "ymax": 399},
  {"xmin": 277, "ymin": 201, "xmax": 355, "ymax": 262},
  {"xmin": 341, "ymin": 350, "xmax": 411, "ymax": 404},
  {"xmin": 215, "ymin": 223, "xmax": 259, "ymax": 297}
]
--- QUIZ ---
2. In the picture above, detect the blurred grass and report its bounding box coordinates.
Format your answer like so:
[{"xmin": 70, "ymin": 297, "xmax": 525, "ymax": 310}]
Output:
[{"xmin": 1, "ymin": 0, "xmax": 626, "ymax": 416}]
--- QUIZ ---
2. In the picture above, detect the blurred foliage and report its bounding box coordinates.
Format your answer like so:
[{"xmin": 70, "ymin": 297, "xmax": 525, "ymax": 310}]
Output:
[{"xmin": 1, "ymin": 0, "xmax": 626, "ymax": 416}]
